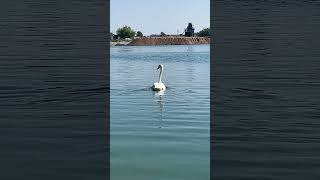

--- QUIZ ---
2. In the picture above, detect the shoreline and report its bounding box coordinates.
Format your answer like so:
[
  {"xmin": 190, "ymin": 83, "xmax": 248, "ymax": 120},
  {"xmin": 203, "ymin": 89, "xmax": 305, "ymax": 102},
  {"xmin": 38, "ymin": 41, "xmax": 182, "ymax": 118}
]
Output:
[
  {"xmin": 110, "ymin": 41, "xmax": 131, "ymax": 46},
  {"xmin": 111, "ymin": 37, "xmax": 210, "ymax": 46}
]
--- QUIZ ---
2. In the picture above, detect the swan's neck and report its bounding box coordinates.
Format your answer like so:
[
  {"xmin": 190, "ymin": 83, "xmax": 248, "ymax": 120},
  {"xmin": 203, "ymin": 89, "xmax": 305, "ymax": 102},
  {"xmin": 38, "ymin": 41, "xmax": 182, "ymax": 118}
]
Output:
[{"xmin": 158, "ymin": 67, "xmax": 163, "ymax": 83}]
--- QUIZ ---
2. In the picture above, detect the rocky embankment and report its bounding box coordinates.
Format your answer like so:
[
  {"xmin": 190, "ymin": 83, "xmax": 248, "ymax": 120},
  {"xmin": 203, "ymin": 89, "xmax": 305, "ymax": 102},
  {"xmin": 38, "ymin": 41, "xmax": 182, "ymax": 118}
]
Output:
[{"xmin": 127, "ymin": 37, "xmax": 210, "ymax": 46}]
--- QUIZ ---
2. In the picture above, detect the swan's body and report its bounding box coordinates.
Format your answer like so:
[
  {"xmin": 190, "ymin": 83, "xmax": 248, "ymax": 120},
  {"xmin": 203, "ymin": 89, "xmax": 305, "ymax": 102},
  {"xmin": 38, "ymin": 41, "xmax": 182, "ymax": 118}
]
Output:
[
  {"xmin": 152, "ymin": 82, "xmax": 166, "ymax": 91},
  {"xmin": 152, "ymin": 64, "xmax": 166, "ymax": 91}
]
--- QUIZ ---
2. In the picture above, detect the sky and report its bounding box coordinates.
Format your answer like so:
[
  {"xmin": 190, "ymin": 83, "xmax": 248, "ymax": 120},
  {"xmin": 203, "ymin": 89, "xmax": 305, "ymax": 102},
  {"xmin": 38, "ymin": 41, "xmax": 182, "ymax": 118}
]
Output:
[{"xmin": 110, "ymin": 0, "xmax": 210, "ymax": 36}]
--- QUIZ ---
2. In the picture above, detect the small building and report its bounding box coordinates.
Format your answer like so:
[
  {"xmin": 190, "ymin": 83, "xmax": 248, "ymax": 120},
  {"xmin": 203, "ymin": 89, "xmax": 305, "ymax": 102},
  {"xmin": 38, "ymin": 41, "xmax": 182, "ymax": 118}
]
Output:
[
  {"xmin": 110, "ymin": 33, "xmax": 119, "ymax": 41},
  {"xmin": 110, "ymin": 33, "xmax": 114, "ymax": 40}
]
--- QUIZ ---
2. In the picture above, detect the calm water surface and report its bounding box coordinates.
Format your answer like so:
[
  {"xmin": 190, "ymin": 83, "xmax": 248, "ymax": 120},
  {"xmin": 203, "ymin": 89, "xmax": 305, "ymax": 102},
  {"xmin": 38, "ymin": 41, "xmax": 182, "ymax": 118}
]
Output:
[
  {"xmin": 111, "ymin": 45, "xmax": 210, "ymax": 180},
  {"xmin": 212, "ymin": 1, "xmax": 320, "ymax": 179},
  {"xmin": 0, "ymin": 1, "xmax": 107, "ymax": 179}
]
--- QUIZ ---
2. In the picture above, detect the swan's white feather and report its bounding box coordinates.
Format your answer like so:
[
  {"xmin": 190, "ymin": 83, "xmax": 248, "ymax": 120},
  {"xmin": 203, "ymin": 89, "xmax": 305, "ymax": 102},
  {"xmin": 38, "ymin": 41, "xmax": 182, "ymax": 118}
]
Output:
[{"xmin": 152, "ymin": 64, "xmax": 166, "ymax": 91}]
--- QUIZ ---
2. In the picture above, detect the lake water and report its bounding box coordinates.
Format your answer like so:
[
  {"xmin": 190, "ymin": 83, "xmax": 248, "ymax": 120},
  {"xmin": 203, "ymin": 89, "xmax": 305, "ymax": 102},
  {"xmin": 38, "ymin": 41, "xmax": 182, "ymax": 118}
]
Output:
[
  {"xmin": 212, "ymin": 1, "xmax": 320, "ymax": 179},
  {"xmin": 0, "ymin": 1, "xmax": 108, "ymax": 179},
  {"xmin": 111, "ymin": 45, "xmax": 210, "ymax": 180}
]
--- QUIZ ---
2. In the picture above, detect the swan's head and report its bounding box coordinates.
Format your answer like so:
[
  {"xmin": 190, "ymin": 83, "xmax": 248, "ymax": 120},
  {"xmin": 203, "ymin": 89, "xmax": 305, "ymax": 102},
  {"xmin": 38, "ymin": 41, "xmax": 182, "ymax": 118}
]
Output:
[{"xmin": 157, "ymin": 64, "xmax": 163, "ymax": 70}]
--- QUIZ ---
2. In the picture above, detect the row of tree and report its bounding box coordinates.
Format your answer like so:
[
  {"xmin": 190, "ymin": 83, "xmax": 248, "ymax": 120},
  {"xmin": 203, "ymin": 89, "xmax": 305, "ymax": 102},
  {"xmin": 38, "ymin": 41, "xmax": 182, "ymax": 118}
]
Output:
[
  {"xmin": 115, "ymin": 26, "xmax": 143, "ymax": 39},
  {"xmin": 196, "ymin": 28, "xmax": 210, "ymax": 37},
  {"xmin": 115, "ymin": 26, "xmax": 210, "ymax": 39}
]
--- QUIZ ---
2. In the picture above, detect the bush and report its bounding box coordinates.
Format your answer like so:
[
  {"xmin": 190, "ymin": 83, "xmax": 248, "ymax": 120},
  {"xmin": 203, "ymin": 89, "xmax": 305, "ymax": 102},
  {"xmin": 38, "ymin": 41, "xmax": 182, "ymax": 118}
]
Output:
[
  {"xmin": 116, "ymin": 26, "xmax": 136, "ymax": 39},
  {"xmin": 136, "ymin": 31, "xmax": 143, "ymax": 37},
  {"xmin": 197, "ymin": 28, "xmax": 210, "ymax": 37}
]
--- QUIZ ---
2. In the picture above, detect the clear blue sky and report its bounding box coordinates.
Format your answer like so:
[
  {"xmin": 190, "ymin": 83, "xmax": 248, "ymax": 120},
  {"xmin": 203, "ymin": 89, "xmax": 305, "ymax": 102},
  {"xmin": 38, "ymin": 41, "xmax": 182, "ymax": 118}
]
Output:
[{"xmin": 111, "ymin": 0, "xmax": 210, "ymax": 35}]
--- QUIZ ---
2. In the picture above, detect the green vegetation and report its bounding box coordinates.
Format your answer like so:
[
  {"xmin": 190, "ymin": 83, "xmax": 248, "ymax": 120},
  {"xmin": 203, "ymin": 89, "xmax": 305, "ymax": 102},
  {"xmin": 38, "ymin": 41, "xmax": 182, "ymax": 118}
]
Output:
[
  {"xmin": 160, "ymin": 32, "xmax": 166, "ymax": 36},
  {"xmin": 136, "ymin": 31, "xmax": 143, "ymax": 37},
  {"xmin": 197, "ymin": 28, "xmax": 210, "ymax": 37},
  {"xmin": 116, "ymin": 26, "xmax": 136, "ymax": 39}
]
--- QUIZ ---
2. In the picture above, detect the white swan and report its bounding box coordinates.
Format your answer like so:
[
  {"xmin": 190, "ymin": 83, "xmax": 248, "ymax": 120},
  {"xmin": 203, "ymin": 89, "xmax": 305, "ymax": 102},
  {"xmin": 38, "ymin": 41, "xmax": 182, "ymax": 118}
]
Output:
[{"xmin": 152, "ymin": 64, "xmax": 166, "ymax": 91}]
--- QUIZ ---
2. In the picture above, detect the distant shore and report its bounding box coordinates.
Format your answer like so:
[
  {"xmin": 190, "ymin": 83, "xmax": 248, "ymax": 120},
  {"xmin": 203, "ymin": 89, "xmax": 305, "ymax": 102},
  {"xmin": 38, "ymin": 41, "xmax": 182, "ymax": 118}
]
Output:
[
  {"xmin": 110, "ymin": 41, "xmax": 131, "ymax": 46},
  {"xmin": 111, "ymin": 36, "xmax": 210, "ymax": 46}
]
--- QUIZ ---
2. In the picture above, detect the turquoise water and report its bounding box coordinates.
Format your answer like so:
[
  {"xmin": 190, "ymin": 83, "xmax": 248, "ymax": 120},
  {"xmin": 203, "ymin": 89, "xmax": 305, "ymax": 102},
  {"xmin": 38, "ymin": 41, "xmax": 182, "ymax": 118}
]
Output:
[{"xmin": 111, "ymin": 45, "xmax": 210, "ymax": 180}]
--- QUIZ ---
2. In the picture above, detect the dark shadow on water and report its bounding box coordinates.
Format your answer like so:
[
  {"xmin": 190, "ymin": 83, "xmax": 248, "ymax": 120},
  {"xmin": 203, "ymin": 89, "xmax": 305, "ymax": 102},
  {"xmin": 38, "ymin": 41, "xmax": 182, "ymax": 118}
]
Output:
[{"xmin": 111, "ymin": 86, "xmax": 171, "ymax": 99}]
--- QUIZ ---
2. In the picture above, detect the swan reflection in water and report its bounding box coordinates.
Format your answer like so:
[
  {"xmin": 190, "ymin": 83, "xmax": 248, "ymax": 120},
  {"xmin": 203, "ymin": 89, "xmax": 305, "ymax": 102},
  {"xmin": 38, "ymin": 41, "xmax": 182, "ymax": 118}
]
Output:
[{"xmin": 154, "ymin": 90, "xmax": 165, "ymax": 128}]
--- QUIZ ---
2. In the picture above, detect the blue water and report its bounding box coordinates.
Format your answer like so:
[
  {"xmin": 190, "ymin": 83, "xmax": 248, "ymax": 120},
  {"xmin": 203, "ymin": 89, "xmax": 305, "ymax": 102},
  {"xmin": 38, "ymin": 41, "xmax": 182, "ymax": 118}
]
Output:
[{"xmin": 111, "ymin": 45, "xmax": 210, "ymax": 180}]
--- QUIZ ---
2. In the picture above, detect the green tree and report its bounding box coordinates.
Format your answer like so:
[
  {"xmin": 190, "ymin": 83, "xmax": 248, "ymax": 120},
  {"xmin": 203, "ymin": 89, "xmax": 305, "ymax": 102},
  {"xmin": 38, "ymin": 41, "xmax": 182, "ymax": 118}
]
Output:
[
  {"xmin": 136, "ymin": 31, "xmax": 143, "ymax": 37},
  {"xmin": 197, "ymin": 28, "xmax": 210, "ymax": 37},
  {"xmin": 160, "ymin": 32, "xmax": 166, "ymax": 36},
  {"xmin": 116, "ymin": 26, "xmax": 136, "ymax": 39}
]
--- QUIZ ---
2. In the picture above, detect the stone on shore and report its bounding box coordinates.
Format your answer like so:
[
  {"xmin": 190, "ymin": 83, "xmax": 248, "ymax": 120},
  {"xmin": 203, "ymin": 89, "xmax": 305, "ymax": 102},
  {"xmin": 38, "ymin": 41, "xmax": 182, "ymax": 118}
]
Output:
[{"xmin": 127, "ymin": 37, "xmax": 210, "ymax": 46}]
